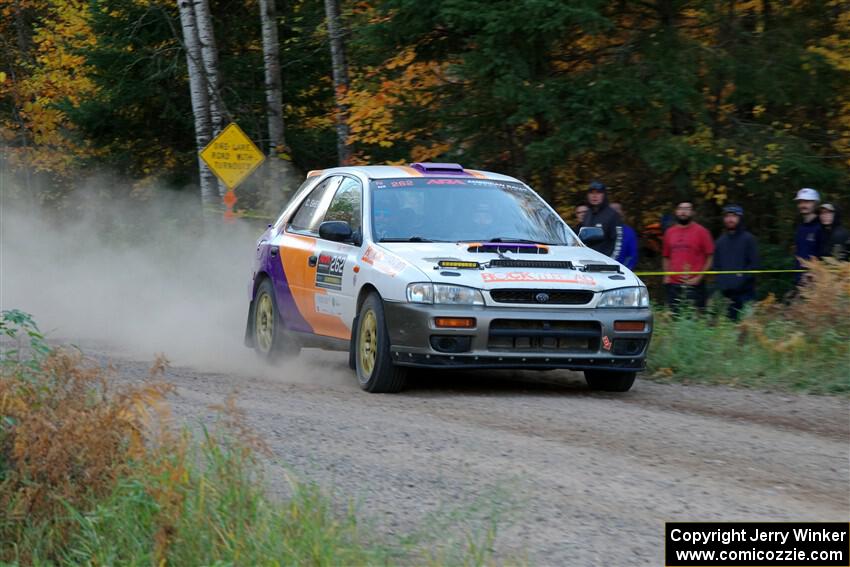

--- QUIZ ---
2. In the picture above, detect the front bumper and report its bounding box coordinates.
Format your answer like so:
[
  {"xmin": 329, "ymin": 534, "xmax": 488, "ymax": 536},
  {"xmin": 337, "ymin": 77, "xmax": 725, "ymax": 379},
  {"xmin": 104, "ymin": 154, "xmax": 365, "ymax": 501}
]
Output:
[{"xmin": 382, "ymin": 301, "xmax": 653, "ymax": 372}]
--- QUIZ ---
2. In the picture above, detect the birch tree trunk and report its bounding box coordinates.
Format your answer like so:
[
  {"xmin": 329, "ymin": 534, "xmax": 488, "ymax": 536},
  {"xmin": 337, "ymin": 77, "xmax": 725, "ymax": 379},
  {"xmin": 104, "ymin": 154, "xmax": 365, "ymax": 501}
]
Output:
[
  {"xmin": 259, "ymin": 0, "xmax": 302, "ymax": 212},
  {"xmin": 323, "ymin": 0, "xmax": 351, "ymax": 165},
  {"xmin": 177, "ymin": 0, "xmax": 217, "ymax": 208},
  {"xmin": 193, "ymin": 0, "xmax": 227, "ymax": 197}
]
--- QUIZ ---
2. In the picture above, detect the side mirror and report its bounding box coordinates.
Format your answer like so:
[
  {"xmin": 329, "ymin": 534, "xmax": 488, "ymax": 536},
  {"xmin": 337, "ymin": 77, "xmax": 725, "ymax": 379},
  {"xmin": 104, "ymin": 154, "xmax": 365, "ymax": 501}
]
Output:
[
  {"xmin": 319, "ymin": 220, "xmax": 353, "ymax": 242},
  {"xmin": 578, "ymin": 226, "xmax": 604, "ymax": 244}
]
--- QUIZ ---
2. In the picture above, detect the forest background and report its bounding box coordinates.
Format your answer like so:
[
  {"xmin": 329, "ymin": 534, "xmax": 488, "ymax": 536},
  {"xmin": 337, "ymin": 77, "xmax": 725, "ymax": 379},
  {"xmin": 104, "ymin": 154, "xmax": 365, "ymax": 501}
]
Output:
[{"xmin": 2, "ymin": 0, "xmax": 848, "ymax": 296}]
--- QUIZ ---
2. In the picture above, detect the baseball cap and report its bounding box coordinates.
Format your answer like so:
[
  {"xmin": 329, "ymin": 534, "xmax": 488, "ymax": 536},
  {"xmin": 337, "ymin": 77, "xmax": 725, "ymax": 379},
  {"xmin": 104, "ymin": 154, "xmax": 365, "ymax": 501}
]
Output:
[
  {"xmin": 722, "ymin": 204, "xmax": 744, "ymax": 216},
  {"xmin": 588, "ymin": 181, "xmax": 607, "ymax": 192},
  {"xmin": 819, "ymin": 203, "xmax": 835, "ymax": 212},
  {"xmin": 794, "ymin": 188, "xmax": 820, "ymax": 201}
]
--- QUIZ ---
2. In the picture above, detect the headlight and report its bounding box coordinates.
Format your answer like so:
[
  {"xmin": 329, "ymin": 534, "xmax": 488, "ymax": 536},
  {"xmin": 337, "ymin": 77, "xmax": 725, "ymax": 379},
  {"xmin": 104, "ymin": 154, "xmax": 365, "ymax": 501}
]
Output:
[
  {"xmin": 406, "ymin": 282, "xmax": 433, "ymax": 303},
  {"xmin": 597, "ymin": 287, "xmax": 650, "ymax": 308},
  {"xmin": 406, "ymin": 283, "xmax": 484, "ymax": 305}
]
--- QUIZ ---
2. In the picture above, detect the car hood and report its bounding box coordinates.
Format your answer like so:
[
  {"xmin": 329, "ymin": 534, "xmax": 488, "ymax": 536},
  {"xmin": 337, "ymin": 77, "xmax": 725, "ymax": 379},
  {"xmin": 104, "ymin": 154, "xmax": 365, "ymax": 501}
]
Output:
[{"xmin": 376, "ymin": 242, "xmax": 643, "ymax": 292}]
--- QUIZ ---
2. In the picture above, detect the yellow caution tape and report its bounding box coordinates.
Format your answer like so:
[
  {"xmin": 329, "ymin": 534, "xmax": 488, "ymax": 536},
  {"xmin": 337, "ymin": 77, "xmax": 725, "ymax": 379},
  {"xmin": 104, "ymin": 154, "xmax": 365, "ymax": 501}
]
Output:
[{"xmin": 634, "ymin": 269, "xmax": 806, "ymax": 276}]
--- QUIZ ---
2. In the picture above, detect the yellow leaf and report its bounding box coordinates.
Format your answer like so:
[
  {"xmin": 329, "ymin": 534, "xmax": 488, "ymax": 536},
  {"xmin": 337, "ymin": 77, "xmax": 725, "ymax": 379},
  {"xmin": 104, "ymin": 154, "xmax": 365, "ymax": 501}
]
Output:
[{"xmin": 0, "ymin": 72, "xmax": 6, "ymax": 83}]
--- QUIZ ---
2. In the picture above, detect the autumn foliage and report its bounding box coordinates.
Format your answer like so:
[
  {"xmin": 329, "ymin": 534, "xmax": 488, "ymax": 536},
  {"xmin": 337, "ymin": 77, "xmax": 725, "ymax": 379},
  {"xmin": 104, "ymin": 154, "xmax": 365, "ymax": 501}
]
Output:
[{"xmin": 1, "ymin": 0, "xmax": 847, "ymax": 263}]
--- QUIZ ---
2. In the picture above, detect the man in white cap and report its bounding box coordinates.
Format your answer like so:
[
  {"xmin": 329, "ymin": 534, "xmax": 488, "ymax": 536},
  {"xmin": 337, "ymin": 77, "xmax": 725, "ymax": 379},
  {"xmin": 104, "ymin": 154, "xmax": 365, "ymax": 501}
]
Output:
[{"xmin": 793, "ymin": 188, "xmax": 823, "ymax": 280}]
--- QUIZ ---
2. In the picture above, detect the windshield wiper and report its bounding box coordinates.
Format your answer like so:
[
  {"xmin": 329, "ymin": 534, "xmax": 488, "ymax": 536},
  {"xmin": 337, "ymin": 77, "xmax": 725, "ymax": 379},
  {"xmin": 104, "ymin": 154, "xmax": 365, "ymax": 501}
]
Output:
[{"xmin": 379, "ymin": 236, "xmax": 437, "ymax": 243}]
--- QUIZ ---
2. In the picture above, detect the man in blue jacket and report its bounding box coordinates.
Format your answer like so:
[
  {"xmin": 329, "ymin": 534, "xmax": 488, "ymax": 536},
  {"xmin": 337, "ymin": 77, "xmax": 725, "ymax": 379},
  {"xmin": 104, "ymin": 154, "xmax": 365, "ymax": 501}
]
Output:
[
  {"xmin": 793, "ymin": 188, "xmax": 822, "ymax": 283},
  {"xmin": 713, "ymin": 204, "xmax": 759, "ymax": 320}
]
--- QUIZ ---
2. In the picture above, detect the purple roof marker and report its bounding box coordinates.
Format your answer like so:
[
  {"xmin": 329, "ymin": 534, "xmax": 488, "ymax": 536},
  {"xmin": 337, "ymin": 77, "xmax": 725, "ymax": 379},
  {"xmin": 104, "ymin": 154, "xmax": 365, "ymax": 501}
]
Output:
[{"xmin": 409, "ymin": 162, "xmax": 471, "ymax": 176}]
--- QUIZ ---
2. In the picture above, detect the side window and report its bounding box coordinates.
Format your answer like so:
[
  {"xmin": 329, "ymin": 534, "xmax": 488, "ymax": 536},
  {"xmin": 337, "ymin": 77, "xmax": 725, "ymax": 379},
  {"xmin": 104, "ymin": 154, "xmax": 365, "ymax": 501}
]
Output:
[
  {"xmin": 274, "ymin": 176, "xmax": 319, "ymax": 230},
  {"xmin": 323, "ymin": 176, "xmax": 362, "ymax": 233},
  {"xmin": 288, "ymin": 176, "xmax": 340, "ymax": 234}
]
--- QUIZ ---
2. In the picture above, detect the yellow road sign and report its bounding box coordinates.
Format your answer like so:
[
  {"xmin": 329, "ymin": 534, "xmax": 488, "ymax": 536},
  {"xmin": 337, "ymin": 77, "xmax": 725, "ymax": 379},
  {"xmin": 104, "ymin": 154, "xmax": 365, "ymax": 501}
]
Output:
[{"xmin": 199, "ymin": 123, "xmax": 266, "ymax": 190}]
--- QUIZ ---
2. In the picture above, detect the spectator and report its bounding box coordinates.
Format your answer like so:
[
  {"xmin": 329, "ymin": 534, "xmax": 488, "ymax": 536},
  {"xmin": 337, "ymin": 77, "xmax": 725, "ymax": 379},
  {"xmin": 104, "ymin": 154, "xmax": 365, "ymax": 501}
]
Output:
[
  {"xmin": 573, "ymin": 204, "xmax": 589, "ymax": 233},
  {"xmin": 793, "ymin": 188, "xmax": 822, "ymax": 281},
  {"xmin": 580, "ymin": 181, "xmax": 623, "ymax": 258},
  {"xmin": 662, "ymin": 201, "xmax": 714, "ymax": 311},
  {"xmin": 818, "ymin": 203, "xmax": 850, "ymax": 260},
  {"xmin": 713, "ymin": 204, "xmax": 759, "ymax": 320},
  {"xmin": 610, "ymin": 202, "xmax": 638, "ymax": 270}
]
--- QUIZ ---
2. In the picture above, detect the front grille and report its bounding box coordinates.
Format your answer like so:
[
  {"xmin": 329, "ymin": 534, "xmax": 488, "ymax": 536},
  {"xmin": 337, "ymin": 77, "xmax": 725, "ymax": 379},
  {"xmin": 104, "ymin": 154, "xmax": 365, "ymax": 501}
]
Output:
[
  {"xmin": 488, "ymin": 259, "xmax": 573, "ymax": 269},
  {"xmin": 487, "ymin": 319, "xmax": 601, "ymax": 352},
  {"xmin": 490, "ymin": 288, "xmax": 594, "ymax": 305}
]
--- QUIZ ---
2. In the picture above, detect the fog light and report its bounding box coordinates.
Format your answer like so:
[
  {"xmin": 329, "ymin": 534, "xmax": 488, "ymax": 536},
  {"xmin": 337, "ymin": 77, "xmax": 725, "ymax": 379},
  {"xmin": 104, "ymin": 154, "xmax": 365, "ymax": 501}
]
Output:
[
  {"xmin": 430, "ymin": 335, "xmax": 472, "ymax": 353},
  {"xmin": 612, "ymin": 339, "xmax": 647, "ymax": 356},
  {"xmin": 614, "ymin": 321, "xmax": 646, "ymax": 332},
  {"xmin": 434, "ymin": 317, "xmax": 476, "ymax": 328}
]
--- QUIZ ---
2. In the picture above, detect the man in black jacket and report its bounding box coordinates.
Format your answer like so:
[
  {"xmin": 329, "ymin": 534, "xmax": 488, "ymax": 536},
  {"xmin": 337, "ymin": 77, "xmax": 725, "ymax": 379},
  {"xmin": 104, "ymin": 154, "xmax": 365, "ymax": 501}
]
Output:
[
  {"xmin": 712, "ymin": 204, "xmax": 759, "ymax": 320},
  {"xmin": 818, "ymin": 203, "xmax": 849, "ymax": 260},
  {"xmin": 580, "ymin": 181, "xmax": 623, "ymax": 258}
]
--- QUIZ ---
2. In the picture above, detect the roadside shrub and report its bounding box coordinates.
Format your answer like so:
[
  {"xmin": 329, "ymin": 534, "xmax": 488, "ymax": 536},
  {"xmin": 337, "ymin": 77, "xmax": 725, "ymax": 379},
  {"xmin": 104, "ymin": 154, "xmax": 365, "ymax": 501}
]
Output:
[
  {"xmin": 0, "ymin": 310, "xmax": 174, "ymax": 561},
  {"xmin": 1, "ymin": 311, "xmax": 496, "ymax": 566},
  {"xmin": 648, "ymin": 259, "xmax": 850, "ymax": 394},
  {"xmin": 0, "ymin": 311, "xmax": 379, "ymax": 565}
]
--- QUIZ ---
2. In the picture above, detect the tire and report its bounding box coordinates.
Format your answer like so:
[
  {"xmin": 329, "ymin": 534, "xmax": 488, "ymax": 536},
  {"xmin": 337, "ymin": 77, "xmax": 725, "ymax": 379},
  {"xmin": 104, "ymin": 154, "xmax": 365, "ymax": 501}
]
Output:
[
  {"xmin": 354, "ymin": 293, "xmax": 407, "ymax": 393},
  {"xmin": 584, "ymin": 370, "xmax": 636, "ymax": 392},
  {"xmin": 252, "ymin": 278, "xmax": 300, "ymax": 363},
  {"xmin": 348, "ymin": 315, "xmax": 358, "ymax": 370}
]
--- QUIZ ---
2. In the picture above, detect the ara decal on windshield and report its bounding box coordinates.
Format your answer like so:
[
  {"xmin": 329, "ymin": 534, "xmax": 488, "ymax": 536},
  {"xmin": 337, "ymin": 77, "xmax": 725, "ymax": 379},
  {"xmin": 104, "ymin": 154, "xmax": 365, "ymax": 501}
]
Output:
[
  {"xmin": 481, "ymin": 272, "xmax": 596, "ymax": 285},
  {"xmin": 316, "ymin": 252, "xmax": 346, "ymax": 291}
]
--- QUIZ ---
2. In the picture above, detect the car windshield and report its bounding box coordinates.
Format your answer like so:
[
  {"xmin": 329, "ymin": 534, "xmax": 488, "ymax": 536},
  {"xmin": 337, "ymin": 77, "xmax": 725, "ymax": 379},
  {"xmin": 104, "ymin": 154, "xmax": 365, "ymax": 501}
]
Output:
[{"xmin": 370, "ymin": 178, "xmax": 577, "ymax": 245}]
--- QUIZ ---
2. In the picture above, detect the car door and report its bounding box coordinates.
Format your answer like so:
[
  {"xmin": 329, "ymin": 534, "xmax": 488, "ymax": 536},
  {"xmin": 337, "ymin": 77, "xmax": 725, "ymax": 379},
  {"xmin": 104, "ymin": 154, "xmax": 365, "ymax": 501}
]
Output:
[
  {"xmin": 277, "ymin": 175, "xmax": 343, "ymax": 337},
  {"xmin": 314, "ymin": 175, "xmax": 364, "ymax": 337},
  {"xmin": 281, "ymin": 175, "xmax": 363, "ymax": 340}
]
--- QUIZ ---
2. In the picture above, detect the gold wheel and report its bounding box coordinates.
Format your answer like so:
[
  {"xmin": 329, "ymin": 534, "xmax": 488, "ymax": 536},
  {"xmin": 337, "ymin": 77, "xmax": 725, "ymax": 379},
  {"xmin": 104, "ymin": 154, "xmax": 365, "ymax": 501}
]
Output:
[
  {"xmin": 358, "ymin": 309, "xmax": 378, "ymax": 379},
  {"xmin": 255, "ymin": 292, "xmax": 274, "ymax": 353}
]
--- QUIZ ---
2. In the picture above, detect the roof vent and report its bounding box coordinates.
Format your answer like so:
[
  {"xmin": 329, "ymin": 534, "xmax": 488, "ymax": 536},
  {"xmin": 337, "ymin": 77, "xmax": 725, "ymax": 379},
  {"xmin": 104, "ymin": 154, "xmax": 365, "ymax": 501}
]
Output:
[{"xmin": 410, "ymin": 162, "xmax": 468, "ymax": 176}]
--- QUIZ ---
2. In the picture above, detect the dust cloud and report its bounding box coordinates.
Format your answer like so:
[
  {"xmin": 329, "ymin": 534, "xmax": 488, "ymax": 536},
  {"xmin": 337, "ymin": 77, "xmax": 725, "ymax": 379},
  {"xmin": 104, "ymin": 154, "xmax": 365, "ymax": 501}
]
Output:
[{"xmin": 0, "ymin": 176, "xmax": 351, "ymax": 385}]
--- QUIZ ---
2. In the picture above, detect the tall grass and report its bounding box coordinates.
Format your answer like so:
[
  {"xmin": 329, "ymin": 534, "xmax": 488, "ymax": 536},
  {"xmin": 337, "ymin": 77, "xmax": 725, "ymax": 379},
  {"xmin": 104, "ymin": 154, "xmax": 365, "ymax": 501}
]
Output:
[
  {"xmin": 0, "ymin": 311, "xmax": 499, "ymax": 566},
  {"xmin": 648, "ymin": 259, "xmax": 850, "ymax": 395}
]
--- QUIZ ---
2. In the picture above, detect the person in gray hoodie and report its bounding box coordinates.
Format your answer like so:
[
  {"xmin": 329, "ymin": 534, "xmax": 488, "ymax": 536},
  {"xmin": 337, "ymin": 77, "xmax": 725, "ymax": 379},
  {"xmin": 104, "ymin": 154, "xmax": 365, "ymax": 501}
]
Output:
[
  {"xmin": 712, "ymin": 204, "xmax": 759, "ymax": 320},
  {"xmin": 818, "ymin": 203, "xmax": 849, "ymax": 260}
]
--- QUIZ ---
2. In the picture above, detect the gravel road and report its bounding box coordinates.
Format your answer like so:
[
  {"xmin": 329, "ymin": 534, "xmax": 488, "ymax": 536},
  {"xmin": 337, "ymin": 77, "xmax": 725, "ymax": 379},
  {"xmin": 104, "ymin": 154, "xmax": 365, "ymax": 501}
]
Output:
[
  {"xmin": 7, "ymin": 204, "xmax": 846, "ymax": 564},
  {"xmin": 98, "ymin": 347, "xmax": 850, "ymax": 566}
]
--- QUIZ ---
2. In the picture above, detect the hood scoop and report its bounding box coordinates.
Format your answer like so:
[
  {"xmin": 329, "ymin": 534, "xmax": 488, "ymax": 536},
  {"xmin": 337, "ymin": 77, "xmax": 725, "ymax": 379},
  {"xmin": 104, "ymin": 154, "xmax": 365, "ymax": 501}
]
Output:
[
  {"xmin": 467, "ymin": 242, "xmax": 548, "ymax": 254},
  {"xmin": 581, "ymin": 263, "xmax": 621, "ymax": 273},
  {"xmin": 488, "ymin": 259, "xmax": 574, "ymax": 270}
]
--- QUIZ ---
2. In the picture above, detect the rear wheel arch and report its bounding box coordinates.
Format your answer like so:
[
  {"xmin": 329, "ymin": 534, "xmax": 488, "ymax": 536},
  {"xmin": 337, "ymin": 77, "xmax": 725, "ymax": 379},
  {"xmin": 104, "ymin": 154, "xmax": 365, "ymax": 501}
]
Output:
[
  {"xmin": 251, "ymin": 277, "xmax": 300, "ymax": 362},
  {"xmin": 252, "ymin": 271, "xmax": 272, "ymax": 297},
  {"xmin": 245, "ymin": 271, "xmax": 272, "ymax": 347}
]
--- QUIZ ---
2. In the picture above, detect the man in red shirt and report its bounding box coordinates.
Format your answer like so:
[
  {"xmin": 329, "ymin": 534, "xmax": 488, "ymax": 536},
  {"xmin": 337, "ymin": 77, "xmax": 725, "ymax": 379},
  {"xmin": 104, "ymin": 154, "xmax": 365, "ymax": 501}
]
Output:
[{"xmin": 662, "ymin": 201, "xmax": 715, "ymax": 311}]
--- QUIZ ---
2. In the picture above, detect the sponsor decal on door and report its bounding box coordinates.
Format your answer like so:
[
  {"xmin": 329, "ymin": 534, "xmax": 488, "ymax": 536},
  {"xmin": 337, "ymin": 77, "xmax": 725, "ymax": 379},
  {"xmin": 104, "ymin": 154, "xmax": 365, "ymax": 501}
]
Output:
[{"xmin": 316, "ymin": 252, "xmax": 346, "ymax": 291}]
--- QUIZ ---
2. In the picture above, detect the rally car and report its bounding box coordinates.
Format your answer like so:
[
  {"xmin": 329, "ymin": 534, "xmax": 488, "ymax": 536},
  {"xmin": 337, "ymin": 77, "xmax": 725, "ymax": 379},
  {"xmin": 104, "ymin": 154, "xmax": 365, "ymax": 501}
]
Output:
[{"xmin": 245, "ymin": 163, "xmax": 652, "ymax": 393}]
